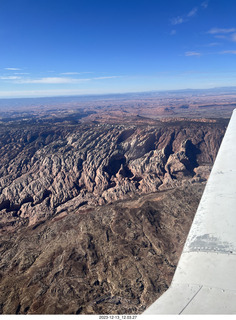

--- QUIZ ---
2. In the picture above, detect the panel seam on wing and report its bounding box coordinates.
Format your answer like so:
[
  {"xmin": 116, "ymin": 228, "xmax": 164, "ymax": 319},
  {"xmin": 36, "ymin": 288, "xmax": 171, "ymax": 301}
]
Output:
[{"xmin": 179, "ymin": 285, "xmax": 203, "ymax": 314}]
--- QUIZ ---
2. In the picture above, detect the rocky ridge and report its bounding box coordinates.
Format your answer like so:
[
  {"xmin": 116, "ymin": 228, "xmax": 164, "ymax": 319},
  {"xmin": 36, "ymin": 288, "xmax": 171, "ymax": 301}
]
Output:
[{"xmin": 0, "ymin": 120, "xmax": 225, "ymax": 232}]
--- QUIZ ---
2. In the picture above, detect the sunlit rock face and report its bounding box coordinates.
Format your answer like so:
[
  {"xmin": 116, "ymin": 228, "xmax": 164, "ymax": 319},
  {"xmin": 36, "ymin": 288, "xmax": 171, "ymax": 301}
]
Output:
[{"xmin": 0, "ymin": 120, "xmax": 224, "ymax": 230}]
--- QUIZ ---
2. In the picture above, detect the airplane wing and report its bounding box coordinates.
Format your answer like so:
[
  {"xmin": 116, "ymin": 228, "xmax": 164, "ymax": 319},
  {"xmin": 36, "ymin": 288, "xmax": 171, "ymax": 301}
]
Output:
[{"xmin": 144, "ymin": 109, "xmax": 236, "ymax": 314}]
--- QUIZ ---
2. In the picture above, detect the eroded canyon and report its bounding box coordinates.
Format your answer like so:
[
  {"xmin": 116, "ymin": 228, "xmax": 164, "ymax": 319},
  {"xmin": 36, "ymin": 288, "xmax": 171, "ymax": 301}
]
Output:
[{"xmin": 0, "ymin": 91, "xmax": 231, "ymax": 314}]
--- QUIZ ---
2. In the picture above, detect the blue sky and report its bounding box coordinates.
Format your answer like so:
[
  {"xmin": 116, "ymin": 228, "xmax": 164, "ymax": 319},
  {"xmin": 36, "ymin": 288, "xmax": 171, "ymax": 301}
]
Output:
[{"xmin": 0, "ymin": 0, "xmax": 236, "ymax": 98}]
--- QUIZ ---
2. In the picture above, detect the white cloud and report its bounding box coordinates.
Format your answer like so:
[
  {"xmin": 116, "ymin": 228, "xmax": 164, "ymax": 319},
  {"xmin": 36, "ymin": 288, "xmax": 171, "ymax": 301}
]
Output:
[
  {"xmin": 221, "ymin": 50, "xmax": 236, "ymax": 54},
  {"xmin": 6, "ymin": 75, "xmax": 121, "ymax": 85},
  {"xmin": 231, "ymin": 33, "xmax": 236, "ymax": 42},
  {"xmin": 93, "ymin": 76, "xmax": 120, "ymax": 80},
  {"xmin": 187, "ymin": 7, "xmax": 198, "ymax": 17},
  {"xmin": 207, "ymin": 28, "xmax": 236, "ymax": 42},
  {"xmin": 185, "ymin": 51, "xmax": 201, "ymax": 56},
  {"xmin": 60, "ymin": 72, "xmax": 81, "ymax": 75},
  {"xmin": 4, "ymin": 67, "xmax": 22, "ymax": 71},
  {"xmin": 14, "ymin": 72, "xmax": 30, "ymax": 75},
  {"xmin": 206, "ymin": 42, "xmax": 221, "ymax": 47},
  {"xmin": 0, "ymin": 76, "xmax": 22, "ymax": 80},
  {"xmin": 170, "ymin": 29, "xmax": 176, "ymax": 35},
  {"xmin": 60, "ymin": 72, "xmax": 93, "ymax": 75},
  {"xmin": 214, "ymin": 35, "xmax": 227, "ymax": 40},
  {"xmin": 207, "ymin": 28, "xmax": 236, "ymax": 34},
  {"xmin": 18, "ymin": 77, "xmax": 90, "ymax": 84},
  {"xmin": 171, "ymin": 16, "xmax": 184, "ymax": 25},
  {"xmin": 170, "ymin": 5, "xmax": 204, "ymax": 27},
  {"xmin": 201, "ymin": 1, "xmax": 209, "ymax": 9}
]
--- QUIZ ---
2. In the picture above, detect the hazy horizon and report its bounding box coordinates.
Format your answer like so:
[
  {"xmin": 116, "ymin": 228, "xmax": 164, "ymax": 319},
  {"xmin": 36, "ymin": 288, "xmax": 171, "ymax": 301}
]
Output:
[{"xmin": 1, "ymin": 85, "xmax": 236, "ymax": 102}]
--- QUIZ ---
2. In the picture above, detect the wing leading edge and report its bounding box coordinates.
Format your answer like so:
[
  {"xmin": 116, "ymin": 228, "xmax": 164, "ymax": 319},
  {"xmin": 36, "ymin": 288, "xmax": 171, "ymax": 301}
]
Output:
[{"xmin": 144, "ymin": 109, "xmax": 236, "ymax": 314}]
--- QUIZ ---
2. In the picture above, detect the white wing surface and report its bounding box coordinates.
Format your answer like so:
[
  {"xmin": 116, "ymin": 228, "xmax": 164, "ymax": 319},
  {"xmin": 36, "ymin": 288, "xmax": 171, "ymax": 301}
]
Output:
[{"xmin": 144, "ymin": 109, "xmax": 236, "ymax": 314}]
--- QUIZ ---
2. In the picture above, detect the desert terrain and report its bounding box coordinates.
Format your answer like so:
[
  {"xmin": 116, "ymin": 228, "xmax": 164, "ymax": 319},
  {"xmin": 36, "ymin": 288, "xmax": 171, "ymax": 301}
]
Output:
[{"xmin": 0, "ymin": 89, "xmax": 234, "ymax": 314}]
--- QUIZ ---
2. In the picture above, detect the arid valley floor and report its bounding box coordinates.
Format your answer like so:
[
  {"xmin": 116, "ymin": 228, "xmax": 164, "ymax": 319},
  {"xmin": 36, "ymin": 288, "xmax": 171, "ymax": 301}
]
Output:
[{"xmin": 0, "ymin": 89, "xmax": 235, "ymax": 314}]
